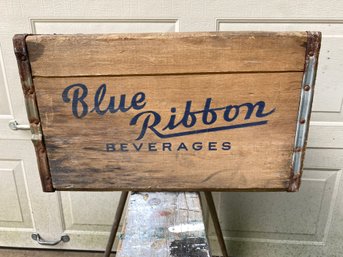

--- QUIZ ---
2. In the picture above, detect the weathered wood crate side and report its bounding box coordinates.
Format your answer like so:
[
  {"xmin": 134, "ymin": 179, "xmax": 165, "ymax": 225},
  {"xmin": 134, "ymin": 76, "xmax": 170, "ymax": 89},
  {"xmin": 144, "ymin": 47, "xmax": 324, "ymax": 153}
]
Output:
[{"xmin": 13, "ymin": 32, "xmax": 321, "ymax": 192}]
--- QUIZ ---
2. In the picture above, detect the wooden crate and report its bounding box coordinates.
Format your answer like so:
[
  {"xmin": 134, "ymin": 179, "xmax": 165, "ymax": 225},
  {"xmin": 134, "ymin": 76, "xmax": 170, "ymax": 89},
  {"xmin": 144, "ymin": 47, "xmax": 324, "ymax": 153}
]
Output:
[{"xmin": 13, "ymin": 32, "xmax": 321, "ymax": 192}]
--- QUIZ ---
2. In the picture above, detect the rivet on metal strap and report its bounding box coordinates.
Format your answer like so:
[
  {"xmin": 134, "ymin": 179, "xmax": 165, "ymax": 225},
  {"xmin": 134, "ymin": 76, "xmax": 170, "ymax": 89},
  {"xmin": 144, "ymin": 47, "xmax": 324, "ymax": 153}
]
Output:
[{"xmin": 292, "ymin": 56, "xmax": 316, "ymax": 176}]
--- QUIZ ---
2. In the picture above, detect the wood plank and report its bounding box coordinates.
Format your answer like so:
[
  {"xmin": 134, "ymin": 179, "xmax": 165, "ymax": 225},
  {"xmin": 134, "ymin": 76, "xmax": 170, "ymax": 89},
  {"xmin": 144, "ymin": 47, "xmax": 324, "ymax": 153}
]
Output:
[
  {"xmin": 33, "ymin": 72, "xmax": 302, "ymax": 191},
  {"xmin": 26, "ymin": 32, "xmax": 307, "ymax": 77},
  {"xmin": 116, "ymin": 192, "xmax": 210, "ymax": 257}
]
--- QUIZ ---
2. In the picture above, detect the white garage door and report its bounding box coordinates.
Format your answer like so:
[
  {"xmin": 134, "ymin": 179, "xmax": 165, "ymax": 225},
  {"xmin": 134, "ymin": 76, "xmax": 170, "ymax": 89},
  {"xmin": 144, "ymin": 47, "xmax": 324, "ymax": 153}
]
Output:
[{"xmin": 0, "ymin": 1, "xmax": 342, "ymax": 256}]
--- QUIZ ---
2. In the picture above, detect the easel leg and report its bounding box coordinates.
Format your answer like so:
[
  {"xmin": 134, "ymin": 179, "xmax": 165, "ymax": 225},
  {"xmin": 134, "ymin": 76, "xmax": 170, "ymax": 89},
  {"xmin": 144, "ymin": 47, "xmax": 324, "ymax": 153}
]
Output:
[
  {"xmin": 204, "ymin": 192, "xmax": 229, "ymax": 257},
  {"xmin": 104, "ymin": 191, "xmax": 129, "ymax": 257}
]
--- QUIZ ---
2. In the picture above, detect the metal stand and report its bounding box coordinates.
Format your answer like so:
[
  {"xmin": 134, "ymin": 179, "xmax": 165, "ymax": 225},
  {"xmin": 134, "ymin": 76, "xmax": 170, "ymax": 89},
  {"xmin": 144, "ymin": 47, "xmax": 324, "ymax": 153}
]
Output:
[
  {"xmin": 203, "ymin": 192, "xmax": 230, "ymax": 257},
  {"xmin": 104, "ymin": 191, "xmax": 129, "ymax": 257},
  {"xmin": 103, "ymin": 191, "xmax": 229, "ymax": 257}
]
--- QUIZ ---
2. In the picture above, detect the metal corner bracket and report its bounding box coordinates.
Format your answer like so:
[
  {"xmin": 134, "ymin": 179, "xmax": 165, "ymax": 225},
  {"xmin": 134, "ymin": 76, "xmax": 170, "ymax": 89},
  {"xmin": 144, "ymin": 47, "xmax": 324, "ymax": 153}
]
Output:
[
  {"xmin": 289, "ymin": 31, "xmax": 321, "ymax": 191},
  {"xmin": 291, "ymin": 56, "xmax": 315, "ymax": 174},
  {"xmin": 13, "ymin": 34, "xmax": 54, "ymax": 192}
]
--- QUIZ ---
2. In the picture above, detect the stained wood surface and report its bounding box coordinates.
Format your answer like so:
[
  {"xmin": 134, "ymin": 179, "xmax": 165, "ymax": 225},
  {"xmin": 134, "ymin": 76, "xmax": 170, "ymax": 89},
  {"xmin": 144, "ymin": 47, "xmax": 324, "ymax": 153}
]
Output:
[
  {"xmin": 116, "ymin": 192, "xmax": 210, "ymax": 257},
  {"xmin": 34, "ymin": 72, "xmax": 301, "ymax": 191},
  {"xmin": 26, "ymin": 32, "xmax": 307, "ymax": 77},
  {"xmin": 22, "ymin": 32, "xmax": 315, "ymax": 191}
]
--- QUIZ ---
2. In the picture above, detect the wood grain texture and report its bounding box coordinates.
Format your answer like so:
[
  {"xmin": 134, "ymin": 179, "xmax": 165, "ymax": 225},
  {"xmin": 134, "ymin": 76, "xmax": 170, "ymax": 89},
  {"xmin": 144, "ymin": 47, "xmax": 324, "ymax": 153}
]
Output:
[
  {"xmin": 116, "ymin": 192, "xmax": 210, "ymax": 257},
  {"xmin": 34, "ymin": 72, "xmax": 302, "ymax": 191},
  {"xmin": 26, "ymin": 32, "xmax": 308, "ymax": 77},
  {"xmin": 19, "ymin": 32, "xmax": 316, "ymax": 191}
]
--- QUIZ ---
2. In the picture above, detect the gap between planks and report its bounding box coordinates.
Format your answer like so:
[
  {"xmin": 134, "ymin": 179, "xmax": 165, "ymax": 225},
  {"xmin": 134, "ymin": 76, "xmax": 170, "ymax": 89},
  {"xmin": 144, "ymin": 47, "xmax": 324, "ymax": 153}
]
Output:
[{"xmin": 32, "ymin": 70, "xmax": 304, "ymax": 78}]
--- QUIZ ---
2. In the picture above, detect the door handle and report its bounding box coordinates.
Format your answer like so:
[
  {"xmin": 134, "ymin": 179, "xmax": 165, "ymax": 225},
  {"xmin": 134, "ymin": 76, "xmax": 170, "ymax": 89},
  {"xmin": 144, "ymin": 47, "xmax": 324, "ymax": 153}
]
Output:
[
  {"xmin": 8, "ymin": 120, "xmax": 30, "ymax": 130},
  {"xmin": 31, "ymin": 233, "xmax": 70, "ymax": 246}
]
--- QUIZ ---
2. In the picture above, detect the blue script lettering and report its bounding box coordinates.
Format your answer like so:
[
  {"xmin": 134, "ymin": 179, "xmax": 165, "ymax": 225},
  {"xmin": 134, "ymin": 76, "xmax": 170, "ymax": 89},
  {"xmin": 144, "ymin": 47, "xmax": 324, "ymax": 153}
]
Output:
[
  {"xmin": 62, "ymin": 83, "xmax": 146, "ymax": 118},
  {"xmin": 62, "ymin": 83, "xmax": 89, "ymax": 118},
  {"xmin": 62, "ymin": 83, "xmax": 276, "ymax": 140},
  {"xmin": 130, "ymin": 98, "xmax": 275, "ymax": 140}
]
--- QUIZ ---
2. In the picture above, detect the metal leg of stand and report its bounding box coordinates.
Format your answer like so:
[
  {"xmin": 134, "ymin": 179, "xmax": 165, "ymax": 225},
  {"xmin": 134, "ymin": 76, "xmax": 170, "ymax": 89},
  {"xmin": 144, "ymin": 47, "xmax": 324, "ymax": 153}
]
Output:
[
  {"xmin": 204, "ymin": 191, "xmax": 229, "ymax": 257},
  {"xmin": 104, "ymin": 191, "xmax": 129, "ymax": 257}
]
